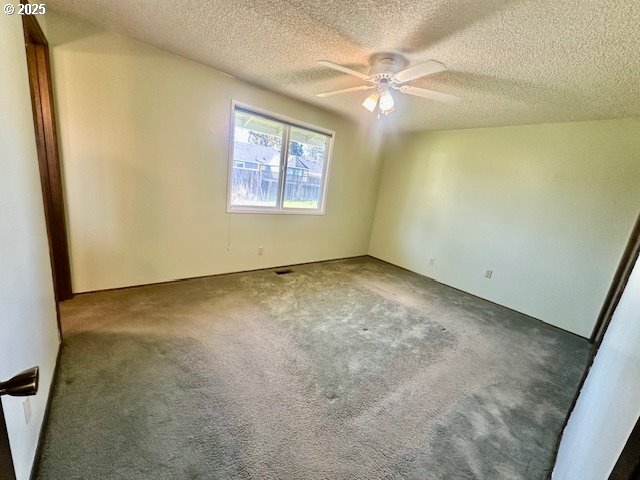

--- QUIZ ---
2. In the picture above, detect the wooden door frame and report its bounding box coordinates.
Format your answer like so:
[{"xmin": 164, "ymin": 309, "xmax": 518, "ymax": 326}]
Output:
[
  {"xmin": 0, "ymin": 9, "xmax": 70, "ymax": 479},
  {"xmin": 547, "ymin": 210, "xmax": 640, "ymax": 479},
  {"xmin": 609, "ymin": 416, "xmax": 640, "ymax": 479},
  {"xmin": 591, "ymin": 212, "xmax": 640, "ymax": 343},
  {"xmin": 22, "ymin": 6, "xmax": 73, "ymax": 305},
  {"xmin": 602, "ymin": 215, "xmax": 640, "ymax": 478},
  {"xmin": 0, "ymin": 403, "xmax": 16, "ymax": 480}
]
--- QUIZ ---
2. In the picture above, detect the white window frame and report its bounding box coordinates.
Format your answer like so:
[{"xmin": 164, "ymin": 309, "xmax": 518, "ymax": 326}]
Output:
[{"xmin": 226, "ymin": 101, "xmax": 334, "ymax": 215}]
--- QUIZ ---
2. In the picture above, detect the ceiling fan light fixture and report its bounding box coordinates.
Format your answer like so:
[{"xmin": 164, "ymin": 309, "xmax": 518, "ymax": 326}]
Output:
[
  {"xmin": 379, "ymin": 89, "xmax": 395, "ymax": 115},
  {"xmin": 362, "ymin": 92, "xmax": 380, "ymax": 112}
]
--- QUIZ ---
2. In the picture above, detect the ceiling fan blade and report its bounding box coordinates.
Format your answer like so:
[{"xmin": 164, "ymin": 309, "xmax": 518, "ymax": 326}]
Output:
[
  {"xmin": 398, "ymin": 85, "xmax": 460, "ymax": 103},
  {"xmin": 317, "ymin": 60, "xmax": 373, "ymax": 82},
  {"xmin": 316, "ymin": 85, "xmax": 375, "ymax": 98},
  {"xmin": 393, "ymin": 60, "xmax": 446, "ymax": 83}
]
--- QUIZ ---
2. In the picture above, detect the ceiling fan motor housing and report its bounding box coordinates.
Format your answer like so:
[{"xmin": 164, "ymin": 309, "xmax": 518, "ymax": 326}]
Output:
[{"xmin": 369, "ymin": 53, "xmax": 409, "ymax": 82}]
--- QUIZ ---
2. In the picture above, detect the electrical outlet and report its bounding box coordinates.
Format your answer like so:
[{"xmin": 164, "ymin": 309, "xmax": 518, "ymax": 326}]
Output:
[
  {"xmin": 23, "ymin": 397, "xmax": 32, "ymax": 424},
  {"xmin": 429, "ymin": 258, "xmax": 435, "ymax": 266},
  {"xmin": 485, "ymin": 270, "xmax": 493, "ymax": 279},
  {"xmin": 258, "ymin": 246, "xmax": 263, "ymax": 256}
]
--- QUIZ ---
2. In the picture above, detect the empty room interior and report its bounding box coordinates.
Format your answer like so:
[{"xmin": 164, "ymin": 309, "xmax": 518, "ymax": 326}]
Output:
[{"xmin": 1, "ymin": 1, "xmax": 640, "ymax": 479}]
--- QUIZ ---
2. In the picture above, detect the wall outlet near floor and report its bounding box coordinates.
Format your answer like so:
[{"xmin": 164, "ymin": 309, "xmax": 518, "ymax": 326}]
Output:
[
  {"xmin": 23, "ymin": 397, "xmax": 32, "ymax": 424},
  {"xmin": 429, "ymin": 258, "xmax": 435, "ymax": 266},
  {"xmin": 485, "ymin": 270, "xmax": 493, "ymax": 279},
  {"xmin": 257, "ymin": 246, "xmax": 263, "ymax": 256}
]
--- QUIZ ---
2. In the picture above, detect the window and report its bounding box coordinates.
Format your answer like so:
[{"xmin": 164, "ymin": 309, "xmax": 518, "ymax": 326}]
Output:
[{"xmin": 227, "ymin": 104, "xmax": 333, "ymax": 214}]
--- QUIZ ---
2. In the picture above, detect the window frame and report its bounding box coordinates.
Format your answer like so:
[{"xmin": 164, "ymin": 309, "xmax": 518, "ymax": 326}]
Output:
[{"xmin": 226, "ymin": 101, "xmax": 334, "ymax": 215}]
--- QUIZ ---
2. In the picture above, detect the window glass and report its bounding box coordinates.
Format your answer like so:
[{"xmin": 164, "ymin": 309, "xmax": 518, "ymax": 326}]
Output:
[
  {"xmin": 283, "ymin": 127, "xmax": 328, "ymax": 210},
  {"xmin": 230, "ymin": 110, "xmax": 283, "ymax": 208},
  {"xmin": 228, "ymin": 107, "xmax": 332, "ymax": 213}
]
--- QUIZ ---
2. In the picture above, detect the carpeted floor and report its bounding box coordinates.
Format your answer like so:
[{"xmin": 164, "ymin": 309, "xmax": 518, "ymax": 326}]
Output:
[{"xmin": 36, "ymin": 257, "xmax": 590, "ymax": 480}]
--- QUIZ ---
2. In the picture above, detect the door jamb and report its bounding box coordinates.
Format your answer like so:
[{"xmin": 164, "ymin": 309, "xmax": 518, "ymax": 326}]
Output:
[
  {"xmin": 0, "ymin": 402, "xmax": 16, "ymax": 480},
  {"xmin": 591, "ymin": 212, "xmax": 640, "ymax": 343},
  {"xmin": 22, "ymin": 5, "xmax": 73, "ymax": 310},
  {"xmin": 547, "ymin": 210, "xmax": 640, "ymax": 479}
]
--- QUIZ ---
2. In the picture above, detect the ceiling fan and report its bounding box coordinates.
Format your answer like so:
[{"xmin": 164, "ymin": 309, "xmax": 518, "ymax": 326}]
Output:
[{"xmin": 316, "ymin": 53, "xmax": 459, "ymax": 116}]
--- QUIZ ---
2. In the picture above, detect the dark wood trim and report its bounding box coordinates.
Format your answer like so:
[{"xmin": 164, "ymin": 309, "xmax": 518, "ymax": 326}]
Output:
[
  {"xmin": 29, "ymin": 346, "xmax": 62, "ymax": 480},
  {"xmin": 592, "ymin": 212, "xmax": 640, "ymax": 343},
  {"xmin": 22, "ymin": 7, "xmax": 74, "ymax": 306},
  {"xmin": 0, "ymin": 402, "xmax": 16, "ymax": 480},
  {"xmin": 546, "ymin": 210, "xmax": 640, "ymax": 479},
  {"xmin": 609, "ymin": 416, "xmax": 640, "ymax": 479},
  {"xmin": 0, "ymin": 11, "xmax": 65, "ymax": 479}
]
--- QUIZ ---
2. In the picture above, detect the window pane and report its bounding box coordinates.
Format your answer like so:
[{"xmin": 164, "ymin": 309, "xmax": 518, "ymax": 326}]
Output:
[
  {"xmin": 283, "ymin": 127, "xmax": 328, "ymax": 209},
  {"xmin": 230, "ymin": 110, "xmax": 283, "ymax": 208}
]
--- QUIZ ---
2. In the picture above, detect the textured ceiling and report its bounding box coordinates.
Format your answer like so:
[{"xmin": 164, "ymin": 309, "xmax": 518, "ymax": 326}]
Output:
[{"xmin": 45, "ymin": 0, "xmax": 640, "ymax": 131}]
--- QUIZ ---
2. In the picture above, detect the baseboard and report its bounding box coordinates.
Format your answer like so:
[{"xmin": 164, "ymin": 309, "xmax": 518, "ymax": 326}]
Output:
[
  {"xmin": 29, "ymin": 343, "xmax": 62, "ymax": 480},
  {"xmin": 365, "ymin": 254, "xmax": 590, "ymax": 342},
  {"xmin": 73, "ymin": 254, "xmax": 370, "ymax": 296}
]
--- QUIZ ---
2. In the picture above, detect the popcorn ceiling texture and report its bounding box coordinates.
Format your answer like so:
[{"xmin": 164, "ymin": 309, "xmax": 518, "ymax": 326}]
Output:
[
  {"xmin": 35, "ymin": 258, "xmax": 589, "ymax": 479},
  {"xmin": 44, "ymin": 0, "xmax": 640, "ymax": 131}
]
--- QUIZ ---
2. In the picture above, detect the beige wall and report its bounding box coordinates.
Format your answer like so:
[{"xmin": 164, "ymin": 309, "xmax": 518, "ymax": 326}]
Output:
[
  {"xmin": 0, "ymin": 8, "xmax": 60, "ymax": 480},
  {"xmin": 46, "ymin": 12, "xmax": 640, "ymax": 338},
  {"xmin": 46, "ymin": 11, "xmax": 383, "ymax": 293},
  {"xmin": 369, "ymin": 119, "xmax": 640, "ymax": 337}
]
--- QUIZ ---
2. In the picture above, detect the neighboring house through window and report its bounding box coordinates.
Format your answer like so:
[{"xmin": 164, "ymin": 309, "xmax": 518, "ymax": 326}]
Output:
[{"xmin": 227, "ymin": 103, "xmax": 333, "ymax": 213}]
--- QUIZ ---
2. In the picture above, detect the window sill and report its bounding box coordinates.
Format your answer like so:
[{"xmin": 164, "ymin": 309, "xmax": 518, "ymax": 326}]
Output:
[{"xmin": 226, "ymin": 206, "xmax": 326, "ymax": 216}]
